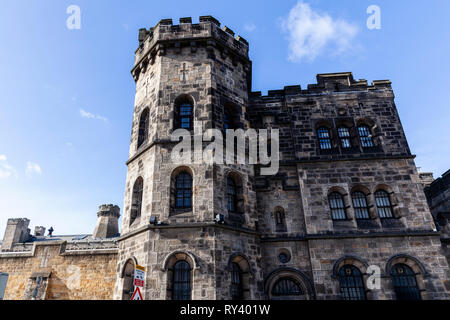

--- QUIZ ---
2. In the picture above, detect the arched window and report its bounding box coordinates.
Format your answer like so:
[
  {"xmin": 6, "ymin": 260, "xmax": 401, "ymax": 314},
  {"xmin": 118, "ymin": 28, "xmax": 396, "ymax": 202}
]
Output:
[
  {"xmin": 175, "ymin": 172, "xmax": 193, "ymax": 210},
  {"xmin": 274, "ymin": 207, "xmax": 287, "ymax": 232},
  {"xmin": 271, "ymin": 278, "xmax": 303, "ymax": 297},
  {"xmin": 391, "ymin": 264, "xmax": 421, "ymax": 300},
  {"xmin": 121, "ymin": 260, "xmax": 135, "ymax": 300},
  {"xmin": 338, "ymin": 126, "xmax": 352, "ymax": 149},
  {"xmin": 329, "ymin": 192, "xmax": 347, "ymax": 221},
  {"xmin": 338, "ymin": 265, "xmax": 366, "ymax": 300},
  {"xmin": 172, "ymin": 261, "xmax": 192, "ymax": 300},
  {"xmin": 317, "ymin": 127, "xmax": 332, "ymax": 150},
  {"xmin": 231, "ymin": 262, "xmax": 243, "ymax": 300},
  {"xmin": 137, "ymin": 108, "xmax": 149, "ymax": 149},
  {"xmin": 358, "ymin": 125, "xmax": 374, "ymax": 148},
  {"xmin": 227, "ymin": 177, "xmax": 237, "ymax": 213},
  {"xmin": 130, "ymin": 177, "xmax": 144, "ymax": 225},
  {"xmin": 352, "ymin": 192, "xmax": 370, "ymax": 220},
  {"xmin": 375, "ymin": 190, "xmax": 394, "ymax": 218},
  {"xmin": 175, "ymin": 97, "xmax": 193, "ymax": 130}
]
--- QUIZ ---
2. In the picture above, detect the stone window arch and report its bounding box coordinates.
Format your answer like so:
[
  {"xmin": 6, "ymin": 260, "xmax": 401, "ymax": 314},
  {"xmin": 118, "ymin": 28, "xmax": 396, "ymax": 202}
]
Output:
[
  {"xmin": 338, "ymin": 265, "xmax": 366, "ymax": 300},
  {"xmin": 170, "ymin": 167, "xmax": 193, "ymax": 216},
  {"xmin": 137, "ymin": 108, "xmax": 149, "ymax": 149},
  {"xmin": 174, "ymin": 94, "xmax": 194, "ymax": 131},
  {"xmin": 120, "ymin": 258, "xmax": 136, "ymax": 300},
  {"xmin": 386, "ymin": 254, "xmax": 428, "ymax": 300},
  {"xmin": 265, "ymin": 268, "xmax": 314, "ymax": 300},
  {"xmin": 228, "ymin": 254, "xmax": 251, "ymax": 300},
  {"xmin": 130, "ymin": 177, "xmax": 144, "ymax": 226},
  {"xmin": 332, "ymin": 256, "xmax": 371, "ymax": 300},
  {"xmin": 163, "ymin": 251, "xmax": 196, "ymax": 300}
]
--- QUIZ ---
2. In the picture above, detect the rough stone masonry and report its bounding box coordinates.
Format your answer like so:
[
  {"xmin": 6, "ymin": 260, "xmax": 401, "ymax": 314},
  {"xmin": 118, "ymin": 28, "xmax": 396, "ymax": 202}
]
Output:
[{"xmin": 0, "ymin": 16, "xmax": 449, "ymax": 300}]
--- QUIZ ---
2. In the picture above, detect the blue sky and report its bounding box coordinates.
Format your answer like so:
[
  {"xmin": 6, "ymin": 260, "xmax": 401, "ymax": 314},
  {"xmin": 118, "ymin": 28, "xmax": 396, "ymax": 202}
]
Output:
[{"xmin": 0, "ymin": 0, "xmax": 449, "ymax": 237}]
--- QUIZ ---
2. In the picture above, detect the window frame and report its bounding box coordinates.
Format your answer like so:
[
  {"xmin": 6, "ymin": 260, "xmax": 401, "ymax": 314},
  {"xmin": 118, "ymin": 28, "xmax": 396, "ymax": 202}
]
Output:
[
  {"xmin": 172, "ymin": 260, "xmax": 192, "ymax": 301},
  {"xmin": 329, "ymin": 192, "xmax": 347, "ymax": 221},
  {"xmin": 175, "ymin": 172, "xmax": 193, "ymax": 210},
  {"xmin": 338, "ymin": 265, "xmax": 367, "ymax": 301},
  {"xmin": 375, "ymin": 190, "xmax": 394, "ymax": 219},
  {"xmin": 352, "ymin": 192, "xmax": 370, "ymax": 220},
  {"xmin": 317, "ymin": 127, "xmax": 332, "ymax": 150},
  {"xmin": 358, "ymin": 125, "xmax": 374, "ymax": 148}
]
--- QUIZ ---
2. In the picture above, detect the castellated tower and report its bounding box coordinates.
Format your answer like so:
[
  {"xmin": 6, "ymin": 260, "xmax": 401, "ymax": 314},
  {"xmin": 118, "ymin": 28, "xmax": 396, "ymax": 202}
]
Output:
[
  {"xmin": 114, "ymin": 16, "xmax": 449, "ymax": 301},
  {"xmin": 114, "ymin": 16, "xmax": 262, "ymax": 300}
]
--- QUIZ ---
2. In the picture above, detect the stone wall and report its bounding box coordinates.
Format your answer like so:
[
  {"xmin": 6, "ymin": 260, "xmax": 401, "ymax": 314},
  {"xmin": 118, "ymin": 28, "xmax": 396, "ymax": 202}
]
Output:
[{"xmin": 0, "ymin": 241, "xmax": 117, "ymax": 300}]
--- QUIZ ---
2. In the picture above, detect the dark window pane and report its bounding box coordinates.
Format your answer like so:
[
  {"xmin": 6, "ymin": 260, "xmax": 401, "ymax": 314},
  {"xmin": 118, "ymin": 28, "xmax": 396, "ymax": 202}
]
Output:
[
  {"xmin": 175, "ymin": 172, "xmax": 192, "ymax": 210},
  {"xmin": 391, "ymin": 264, "xmax": 421, "ymax": 300},
  {"xmin": 358, "ymin": 126, "xmax": 374, "ymax": 148},
  {"xmin": 130, "ymin": 177, "xmax": 144, "ymax": 225},
  {"xmin": 231, "ymin": 263, "xmax": 243, "ymax": 300},
  {"xmin": 137, "ymin": 109, "xmax": 149, "ymax": 148},
  {"xmin": 375, "ymin": 190, "xmax": 393, "ymax": 218},
  {"xmin": 352, "ymin": 192, "xmax": 370, "ymax": 220},
  {"xmin": 317, "ymin": 127, "xmax": 332, "ymax": 150},
  {"xmin": 227, "ymin": 177, "xmax": 237, "ymax": 213},
  {"xmin": 271, "ymin": 278, "xmax": 303, "ymax": 296},
  {"xmin": 172, "ymin": 261, "xmax": 191, "ymax": 300},
  {"xmin": 176, "ymin": 101, "xmax": 193, "ymax": 130},
  {"xmin": 338, "ymin": 265, "xmax": 366, "ymax": 300},
  {"xmin": 329, "ymin": 192, "xmax": 346, "ymax": 220},
  {"xmin": 338, "ymin": 127, "xmax": 352, "ymax": 149}
]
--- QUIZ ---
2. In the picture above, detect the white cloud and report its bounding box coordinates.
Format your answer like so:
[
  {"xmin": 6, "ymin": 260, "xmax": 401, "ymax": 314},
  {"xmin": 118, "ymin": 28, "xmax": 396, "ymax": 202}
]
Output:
[
  {"xmin": 80, "ymin": 108, "xmax": 108, "ymax": 122},
  {"xmin": 281, "ymin": 1, "xmax": 358, "ymax": 62},
  {"xmin": 26, "ymin": 162, "xmax": 42, "ymax": 177},
  {"xmin": 244, "ymin": 23, "xmax": 256, "ymax": 32},
  {"xmin": 0, "ymin": 155, "xmax": 17, "ymax": 179}
]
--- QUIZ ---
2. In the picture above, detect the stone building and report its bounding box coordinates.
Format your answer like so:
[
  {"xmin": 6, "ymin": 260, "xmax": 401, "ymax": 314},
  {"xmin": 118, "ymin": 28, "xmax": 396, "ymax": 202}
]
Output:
[
  {"xmin": 424, "ymin": 170, "xmax": 450, "ymax": 265},
  {"xmin": 0, "ymin": 206, "xmax": 119, "ymax": 300},
  {"xmin": 1, "ymin": 16, "xmax": 449, "ymax": 300}
]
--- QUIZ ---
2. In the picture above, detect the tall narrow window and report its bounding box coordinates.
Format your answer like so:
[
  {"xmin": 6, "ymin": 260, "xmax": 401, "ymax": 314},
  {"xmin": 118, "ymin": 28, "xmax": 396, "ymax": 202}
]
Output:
[
  {"xmin": 275, "ymin": 208, "xmax": 287, "ymax": 232},
  {"xmin": 375, "ymin": 190, "xmax": 394, "ymax": 218},
  {"xmin": 317, "ymin": 127, "xmax": 332, "ymax": 150},
  {"xmin": 271, "ymin": 278, "xmax": 303, "ymax": 297},
  {"xmin": 352, "ymin": 192, "xmax": 370, "ymax": 220},
  {"xmin": 224, "ymin": 109, "xmax": 234, "ymax": 130},
  {"xmin": 122, "ymin": 260, "xmax": 135, "ymax": 300},
  {"xmin": 130, "ymin": 177, "xmax": 144, "ymax": 225},
  {"xmin": 227, "ymin": 177, "xmax": 237, "ymax": 213},
  {"xmin": 338, "ymin": 265, "xmax": 366, "ymax": 300},
  {"xmin": 175, "ymin": 97, "xmax": 193, "ymax": 131},
  {"xmin": 338, "ymin": 127, "xmax": 352, "ymax": 149},
  {"xmin": 329, "ymin": 192, "xmax": 347, "ymax": 220},
  {"xmin": 175, "ymin": 172, "xmax": 192, "ymax": 210},
  {"xmin": 172, "ymin": 261, "xmax": 191, "ymax": 300},
  {"xmin": 358, "ymin": 125, "xmax": 374, "ymax": 148},
  {"xmin": 391, "ymin": 264, "xmax": 421, "ymax": 300},
  {"xmin": 231, "ymin": 263, "xmax": 243, "ymax": 300},
  {"xmin": 137, "ymin": 108, "xmax": 149, "ymax": 149}
]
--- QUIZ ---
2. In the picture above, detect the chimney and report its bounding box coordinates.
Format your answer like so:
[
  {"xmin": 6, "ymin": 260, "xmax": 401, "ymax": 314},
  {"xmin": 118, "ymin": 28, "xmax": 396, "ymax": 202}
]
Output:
[
  {"xmin": 1, "ymin": 218, "xmax": 31, "ymax": 252},
  {"xmin": 34, "ymin": 226, "xmax": 46, "ymax": 237},
  {"xmin": 92, "ymin": 205, "xmax": 120, "ymax": 239}
]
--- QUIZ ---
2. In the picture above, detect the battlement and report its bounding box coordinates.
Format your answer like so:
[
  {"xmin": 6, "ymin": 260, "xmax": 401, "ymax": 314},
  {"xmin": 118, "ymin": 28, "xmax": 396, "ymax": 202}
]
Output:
[
  {"xmin": 250, "ymin": 72, "xmax": 392, "ymax": 99},
  {"xmin": 132, "ymin": 16, "xmax": 250, "ymax": 78}
]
